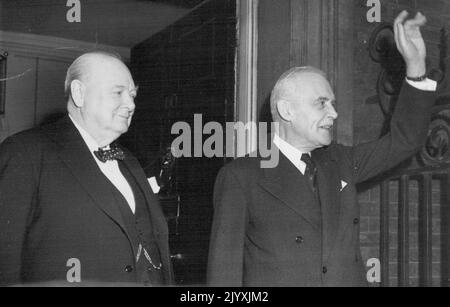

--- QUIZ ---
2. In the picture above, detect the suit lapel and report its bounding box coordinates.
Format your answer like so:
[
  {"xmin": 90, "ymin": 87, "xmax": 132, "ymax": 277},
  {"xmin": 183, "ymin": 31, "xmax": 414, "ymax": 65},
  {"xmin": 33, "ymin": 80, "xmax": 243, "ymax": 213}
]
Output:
[
  {"xmin": 313, "ymin": 148, "xmax": 341, "ymax": 262},
  {"xmin": 258, "ymin": 153, "xmax": 322, "ymax": 232},
  {"xmin": 43, "ymin": 117, "xmax": 128, "ymax": 235}
]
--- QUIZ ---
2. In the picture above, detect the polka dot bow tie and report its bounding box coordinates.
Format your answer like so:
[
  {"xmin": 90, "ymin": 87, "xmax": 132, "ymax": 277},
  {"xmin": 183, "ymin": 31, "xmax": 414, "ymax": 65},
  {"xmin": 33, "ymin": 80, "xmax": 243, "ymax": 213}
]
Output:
[{"xmin": 94, "ymin": 144, "xmax": 125, "ymax": 163}]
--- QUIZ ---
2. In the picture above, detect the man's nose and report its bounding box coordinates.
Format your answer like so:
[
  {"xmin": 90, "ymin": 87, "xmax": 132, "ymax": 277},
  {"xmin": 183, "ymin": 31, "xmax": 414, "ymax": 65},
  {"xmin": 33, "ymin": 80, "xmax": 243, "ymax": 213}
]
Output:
[
  {"xmin": 328, "ymin": 105, "xmax": 338, "ymax": 120},
  {"xmin": 123, "ymin": 93, "xmax": 136, "ymax": 112}
]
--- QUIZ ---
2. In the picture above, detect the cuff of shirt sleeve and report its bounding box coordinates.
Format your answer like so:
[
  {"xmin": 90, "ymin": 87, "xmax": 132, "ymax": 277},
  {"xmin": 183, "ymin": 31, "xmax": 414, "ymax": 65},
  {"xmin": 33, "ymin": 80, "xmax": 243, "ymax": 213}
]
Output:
[{"xmin": 405, "ymin": 78, "xmax": 437, "ymax": 92}]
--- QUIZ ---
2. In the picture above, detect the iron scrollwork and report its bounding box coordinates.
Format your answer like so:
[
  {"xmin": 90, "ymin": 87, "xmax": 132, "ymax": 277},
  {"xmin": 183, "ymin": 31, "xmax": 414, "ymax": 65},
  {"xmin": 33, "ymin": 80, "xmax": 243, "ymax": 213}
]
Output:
[
  {"xmin": 368, "ymin": 23, "xmax": 405, "ymax": 116},
  {"xmin": 370, "ymin": 23, "xmax": 450, "ymax": 166},
  {"xmin": 418, "ymin": 26, "xmax": 449, "ymax": 166},
  {"xmin": 419, "ymin": 107, "xmax": 450, "ymax": 166}
]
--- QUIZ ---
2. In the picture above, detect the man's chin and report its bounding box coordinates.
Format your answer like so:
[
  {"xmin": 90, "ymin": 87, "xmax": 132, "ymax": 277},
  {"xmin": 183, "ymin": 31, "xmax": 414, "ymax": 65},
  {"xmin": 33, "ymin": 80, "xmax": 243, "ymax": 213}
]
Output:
[
  {"xmin": 114, "ymin": 123, "xmax": 130, "ymax": 135},
  {"xmin": 318, "ymin": 137, "xmax": 333, "ymax": 147}
]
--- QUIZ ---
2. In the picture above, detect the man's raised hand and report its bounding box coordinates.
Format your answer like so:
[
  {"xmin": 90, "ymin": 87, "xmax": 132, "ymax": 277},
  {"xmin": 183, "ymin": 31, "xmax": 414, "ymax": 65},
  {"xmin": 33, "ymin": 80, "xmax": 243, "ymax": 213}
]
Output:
[{"xmin": 394, "ymin": 10, "xmax": 427, "ymax": 78}]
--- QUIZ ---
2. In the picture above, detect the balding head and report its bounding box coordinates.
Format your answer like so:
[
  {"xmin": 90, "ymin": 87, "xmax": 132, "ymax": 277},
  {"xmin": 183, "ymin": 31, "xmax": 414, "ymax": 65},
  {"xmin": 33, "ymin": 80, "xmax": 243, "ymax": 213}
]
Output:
[
  {"xmin": 270, "ymin": 66, "xmax": 327, "ymax": 122},
  {"xmin": 64, "ymin": 51, "xmax": 123, "ymax": 99}
]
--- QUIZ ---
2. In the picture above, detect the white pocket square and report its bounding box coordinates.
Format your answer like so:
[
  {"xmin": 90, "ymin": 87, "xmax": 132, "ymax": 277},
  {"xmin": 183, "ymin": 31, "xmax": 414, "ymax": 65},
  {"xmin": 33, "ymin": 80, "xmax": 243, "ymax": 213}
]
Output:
[
  {"xmin": 148, "ymin": 177, "xmax": 161, "ymax": 194},
  {"xmin": 340, "ymin": 180, "xmax": 348, "ymax": 192}
]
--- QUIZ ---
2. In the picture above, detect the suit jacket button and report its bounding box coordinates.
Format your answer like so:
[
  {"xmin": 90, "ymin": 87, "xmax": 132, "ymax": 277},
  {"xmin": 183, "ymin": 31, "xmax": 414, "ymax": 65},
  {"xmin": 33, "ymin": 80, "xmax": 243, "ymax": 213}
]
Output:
[
  {"xmin": 125, "ymin": 265, "xmax": 134, "ymax": 273},
  {"xmin": 353, "ymin": 218, "xmax": 359, "ymax": 225},
  {"xmin": 322, "ymin": 266, "xmax": 328, "ymax": 274},
  {"xmin": 295, "ymin": 236, "xmax": 304, "ymax": 244}
]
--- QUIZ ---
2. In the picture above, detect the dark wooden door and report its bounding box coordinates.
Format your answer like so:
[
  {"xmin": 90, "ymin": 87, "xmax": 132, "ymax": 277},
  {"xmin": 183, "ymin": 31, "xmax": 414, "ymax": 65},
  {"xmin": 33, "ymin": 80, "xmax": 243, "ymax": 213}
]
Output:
[{"xmin": 124, "ymin": 0, "xmax": 236, "ymax": 285}]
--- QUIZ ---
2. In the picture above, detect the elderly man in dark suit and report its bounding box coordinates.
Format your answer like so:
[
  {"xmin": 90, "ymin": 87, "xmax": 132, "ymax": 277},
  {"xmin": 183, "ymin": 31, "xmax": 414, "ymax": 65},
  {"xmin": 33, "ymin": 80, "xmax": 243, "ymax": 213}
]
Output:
[
  {"xmin": 208, "ymin": 11, "xmax": 437, "ymax": 286},
  {"xmin": 0, "ymin": 52, "xmax": 173, "ymax": 286}
]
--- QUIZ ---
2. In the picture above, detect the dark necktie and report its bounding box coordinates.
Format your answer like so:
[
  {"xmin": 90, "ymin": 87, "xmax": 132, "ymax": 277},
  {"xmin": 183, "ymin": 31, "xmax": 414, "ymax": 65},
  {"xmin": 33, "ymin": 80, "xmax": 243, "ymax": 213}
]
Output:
[
  {"xmin": 94, "ymin": 144, "xmax": 125, "ymax": 163},
  {"xmin": 301, "ymin": 153, "xmax": 318, "ymax": 194}
]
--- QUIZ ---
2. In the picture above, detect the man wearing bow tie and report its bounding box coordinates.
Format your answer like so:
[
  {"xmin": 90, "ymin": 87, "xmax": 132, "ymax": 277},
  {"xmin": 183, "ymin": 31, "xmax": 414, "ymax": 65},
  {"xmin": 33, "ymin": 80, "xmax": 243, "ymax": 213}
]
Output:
[
  {"xmin": 0, "ymin": 52, "xmax": 173, "ymax": 286},
  {"xmin": 208, "ymin": 12, "xmax": 437, "ymax": 286}
]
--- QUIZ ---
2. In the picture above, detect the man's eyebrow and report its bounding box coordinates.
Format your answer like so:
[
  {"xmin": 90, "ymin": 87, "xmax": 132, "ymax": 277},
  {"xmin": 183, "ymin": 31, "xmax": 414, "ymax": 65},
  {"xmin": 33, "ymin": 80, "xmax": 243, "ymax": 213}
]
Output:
[
  {"xmin": 112, "ymin": 85, "xmax": 139, "ymax": 93},
  {"xmin": 316, "ymin": 96, "xmax": 336, "ymax": 103},
  {"xmin": 317, "ymin": 96, "xmax": 330, "ymax": 101}
]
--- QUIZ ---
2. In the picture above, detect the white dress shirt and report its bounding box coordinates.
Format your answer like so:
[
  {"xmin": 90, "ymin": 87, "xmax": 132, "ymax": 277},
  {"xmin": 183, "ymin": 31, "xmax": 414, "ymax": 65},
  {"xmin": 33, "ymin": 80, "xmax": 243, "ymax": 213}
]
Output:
[
  {"xmin": 69, "ymin": 115, "xmax": 136, "ymax": 214},
  {"xmin": 273, "ymin": 134, "xmax": 310, "ymax": 175}
]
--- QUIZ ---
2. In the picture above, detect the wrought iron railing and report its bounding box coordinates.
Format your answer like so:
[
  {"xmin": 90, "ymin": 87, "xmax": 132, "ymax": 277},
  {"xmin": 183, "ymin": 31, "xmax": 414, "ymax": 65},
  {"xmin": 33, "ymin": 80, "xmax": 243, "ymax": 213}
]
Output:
[
  {"xmin": 369, "ymin": 19, "xmax": 449, "ymax": 287},
  {"xmin": 379, "ymin": 163, "xmax": 450, "ymax": 287}
]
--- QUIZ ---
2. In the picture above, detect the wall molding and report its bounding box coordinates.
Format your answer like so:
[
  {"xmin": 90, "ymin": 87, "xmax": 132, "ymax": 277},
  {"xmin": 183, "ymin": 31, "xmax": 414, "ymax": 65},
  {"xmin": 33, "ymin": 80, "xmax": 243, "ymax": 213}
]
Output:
[{"xmin": 0, "ymin": 31, "xmax": 130, "ymax": 62}]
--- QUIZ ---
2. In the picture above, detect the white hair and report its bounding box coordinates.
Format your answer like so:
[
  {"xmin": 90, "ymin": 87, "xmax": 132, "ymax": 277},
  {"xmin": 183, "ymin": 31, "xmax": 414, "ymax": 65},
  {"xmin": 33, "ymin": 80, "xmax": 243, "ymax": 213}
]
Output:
[
  {"xmin": 270, "ymin": 66, "xmax": 327, "ymax": 122},
  {"xmin": 64, "ymin": 51, "xmax": 123, "ymax": 98}
]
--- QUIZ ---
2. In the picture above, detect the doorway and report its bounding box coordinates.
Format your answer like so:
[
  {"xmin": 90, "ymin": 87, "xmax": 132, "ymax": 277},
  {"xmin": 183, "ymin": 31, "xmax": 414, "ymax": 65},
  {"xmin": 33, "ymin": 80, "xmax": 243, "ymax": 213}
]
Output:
[{"xmin": 124, "ymin": 0, "xmax": 238, "ymax": 285}]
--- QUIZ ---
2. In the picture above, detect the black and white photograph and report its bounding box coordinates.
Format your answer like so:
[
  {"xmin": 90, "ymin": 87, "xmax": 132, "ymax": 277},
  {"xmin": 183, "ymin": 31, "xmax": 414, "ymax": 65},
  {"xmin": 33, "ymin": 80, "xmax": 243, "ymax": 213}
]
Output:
[{"xmin": 0, "ymin": 0, "xmax": 449, "ymax": 291}]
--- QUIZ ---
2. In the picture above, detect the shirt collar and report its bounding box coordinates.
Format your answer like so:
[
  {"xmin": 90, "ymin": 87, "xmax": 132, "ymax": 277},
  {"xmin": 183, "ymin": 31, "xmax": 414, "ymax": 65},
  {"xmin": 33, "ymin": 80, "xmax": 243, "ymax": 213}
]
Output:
[
  {"xmin": 273, "ymin": 134, "xmax": 310, "ymax": 172},
  {"xmin": 69, "ymin": 114, "xmax": 107, "ymax": 153}
]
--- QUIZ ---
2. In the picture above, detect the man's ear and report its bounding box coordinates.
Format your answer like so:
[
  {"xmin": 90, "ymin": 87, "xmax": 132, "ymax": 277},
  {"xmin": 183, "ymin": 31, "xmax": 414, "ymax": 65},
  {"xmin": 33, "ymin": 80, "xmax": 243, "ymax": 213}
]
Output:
[
  {"xmin": 70, "ymin": 80, "xmax": 85, "ymax": 108},
  {"xmin": 276, "ymin": 100, "xmax": 293, "ymax": 122}
]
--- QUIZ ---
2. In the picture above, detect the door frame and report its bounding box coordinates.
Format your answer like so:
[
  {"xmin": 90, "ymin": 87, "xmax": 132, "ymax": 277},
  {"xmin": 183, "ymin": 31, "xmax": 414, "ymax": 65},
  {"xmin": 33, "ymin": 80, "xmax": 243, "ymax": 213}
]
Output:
[{"xmin": 235, "ymin": 0, "xmax": 259, "ymax": 156}]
